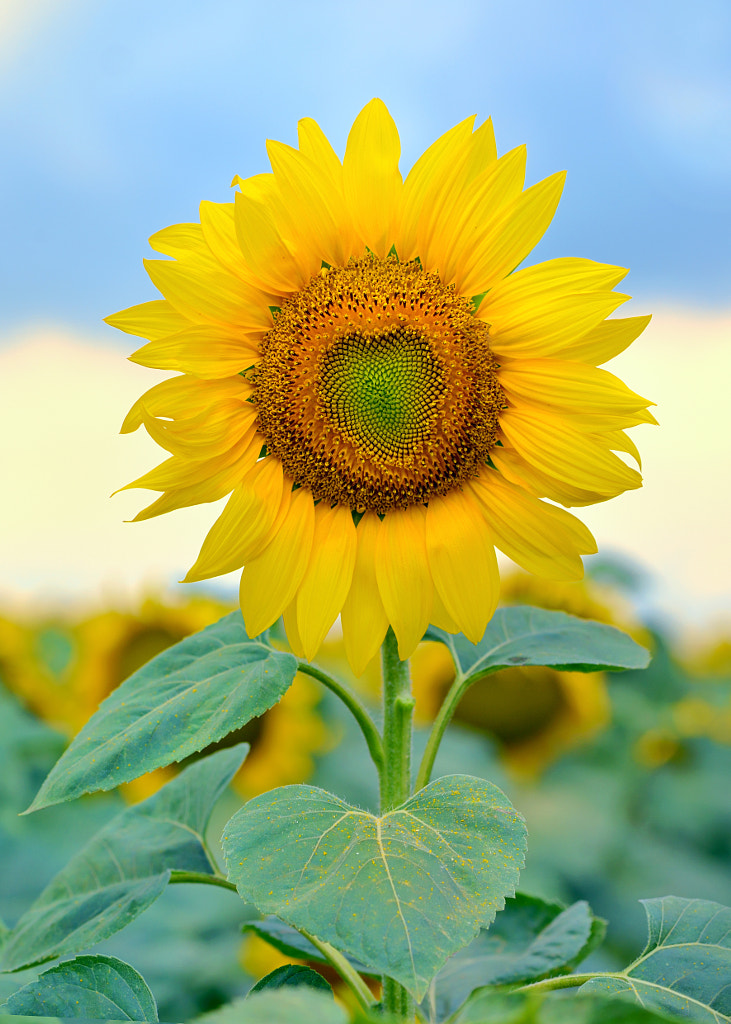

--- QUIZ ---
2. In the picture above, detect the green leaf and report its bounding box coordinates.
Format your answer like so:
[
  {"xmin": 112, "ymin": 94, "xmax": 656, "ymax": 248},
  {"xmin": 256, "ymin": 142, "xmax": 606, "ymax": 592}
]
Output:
[
  {"xmin": 0, "ymin": 954, "xmax": 157, "ymax": 1020},
  {"xmin": 581, "ymin": 896, "xmax": 731, "ymax": 1022},
  {"xmin": 1, "ymin": 745, "xmax": 247, "ymax": 972},
  {"xmin": 243, "ymin": 918, "xmax": 377, "ymax": 976},
  {"xmin": 431, "ymin": 895, "xmax": 604, "ymax": 1019},
  {"xmin": 27, "ymin": 611, "xmax": 297, "ymax": 812},
  {"xmin": 448, "ymin": 990, "xmax": 679, "ymax": 1023},
  {"xmin": 427, "ymin": 606, "xmax": 650, "ymax": 682},
  {"xmin": 224, "ymin": 775, "xmax": 526, "ymax": 1001},
  {"xmin": 194, "ymin": 988, "xmax": 347, "ymax": 1024},
  {"xmin": 249, "ymin": 964, "xmax": 333, "ymax": 995}
]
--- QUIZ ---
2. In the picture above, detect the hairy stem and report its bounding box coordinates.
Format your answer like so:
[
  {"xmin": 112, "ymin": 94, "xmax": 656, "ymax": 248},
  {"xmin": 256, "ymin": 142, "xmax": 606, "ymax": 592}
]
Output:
[
  {"xmin": 379, "ymin": 628, "xmax": 416, "ymax": 1019},
  {"xmin": 298, "ymin": 660, "xmax": 385, "ymax": 771},
  {"xmin": 516, "ymin": 971, "xmax": 619, "ymax": 993}
]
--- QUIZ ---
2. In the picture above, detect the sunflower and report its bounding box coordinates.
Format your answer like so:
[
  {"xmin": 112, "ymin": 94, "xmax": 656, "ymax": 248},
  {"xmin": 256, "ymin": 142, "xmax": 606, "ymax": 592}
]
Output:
[{"xmin": 108, "ymin": 99, "xmax": 654, "ymax": 674}]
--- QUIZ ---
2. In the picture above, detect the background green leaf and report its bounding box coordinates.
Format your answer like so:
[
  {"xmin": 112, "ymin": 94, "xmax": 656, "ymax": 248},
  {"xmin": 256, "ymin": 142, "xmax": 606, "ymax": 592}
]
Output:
[
  {"xmin": 581, "ymin": 896, "xmax": 731, "ymax": 1022},
  {"xmin": 427, "ymin": 607, "xmax": 650, "ymax": 683},
  {"xmin": 430, "ymin": 894, "xmax": 604, "ymax": 1019},
  {"xmin": 0, "ymin": 954, "xmax": 157, "ymax": 1020},
  {"xmin": 224, "ymin": 775, "xmax": 526, "ymax": 1001},
  {"xmin": 448, "ymin": 989, "xmax": 679, "ymax": 1023},
  {"xmin": 28, "ymin": 612, "xmax": 296, "ymax": 811},
  {"xmin": 1, "ymin": 744, "xmax": 247, "ymax": 972},
  {"xmin": 249, "ymin": 964, "xmax": 333, "ymax": 995},
  {"xmin": 194, "ymin": 988, "xmax": 347, "ymax": 1024}
]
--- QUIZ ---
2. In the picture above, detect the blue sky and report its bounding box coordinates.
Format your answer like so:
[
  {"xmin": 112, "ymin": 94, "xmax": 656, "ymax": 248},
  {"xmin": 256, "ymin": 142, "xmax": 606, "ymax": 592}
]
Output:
[{"xmin": 1, "ymin": 0, "xmax": 729, "ymax": 341}]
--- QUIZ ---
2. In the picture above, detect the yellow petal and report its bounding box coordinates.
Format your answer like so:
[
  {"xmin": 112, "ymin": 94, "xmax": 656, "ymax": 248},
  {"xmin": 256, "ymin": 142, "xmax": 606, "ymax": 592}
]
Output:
[
  {"xmin": 430, "ymin": 144, "xmax": 526, "ymax": 283},
  {"xmin": 199, "ymin": 201, "xmax": 255, "ymax": 282},
  {"xmin": 295, "ymin": 504, "xmax": 357, "ymax": 661},
  {"xmin": 118, "ymin": 432, "xmax": 255, "ymax": 494},
  {"xmin": 469, "ymin": 470, "xmax": 597, "ymax": 581},
  {"xmin": 398, "ymin": 116, "xmax": 475, "ymax": 262},
  {"xmin": 239, "ymin": 488, "xmax": 315, "ymax": 638},
  {"xmin": 144, "ymin": 258, "xmax": 270, "ymax": 331},
  {"xmin": 456, "ymin": 170, "xmax": 566, "ymax": 296},
  {"xmin": 141, "ymin": 401, "xmax": 257, "ymax": 460},
  {"xmin": 343, "ymin": 98, "xmax": 402, "ymax": 258},
  {"xmin": 341, "ymin": 512, "xmax": 389, "ymax": 677},
  {"xmin": 121, "ymin": 376, "xmax": 243, "ymax": 433},
  {"xmin": 297, "ymin": 117, "xmax": 343, "ymax": 190},
  {"xmin": 560, "ymin": 314, "xmax": 652, "ymax": 363},
  {"xmin": 233, "ymin": 191, "xmax": 310, "ymax": 294},
  {"xmin": 499, "ymin": 407, "xmax": 643, "ymax": 497},
  {"xmin": 149, "ymin": 223, "xmax": 220, "ymax": 272},
  {"xmin": 282, "ymin": 598, "xmax": 305, "ymax": 658},
  {"xmin": 598, "ymin": 429, "xmax": 643, "ymax": 468},
  {"xmin": 430, "ymin": 589, "xmax": 460, "ymax": 634},
  {"xmin": 105, "ymin": 300, "xmax": 191, "ymax": 341},
  {"xmin": 185, "ymin": 458, "xmax": 287, "ymax": 582},
  {"xmin": 486, "ymin": 291, "xmax": 630, "ymax": 358},
  {"xmin": 375, "ymin": 504, "xmax": 433, "ymax": 660},
  {"xmin": 478, "ymin": 257, "xmax": 628, "ymax": 318},
  {"xmin": 491, "ymin": 445, "xmax": 609, "ymax": 507},
  {"xmin": 463, "ymin": 117, "xmax": 498, "ymax": 183},
  {"xmin": 425, "ymin": 491, "xmax": 499, "ymax": 643},
  {"xmin": 131, "ymin": 437, "xmax": 260, "ymax": 522},
  {"xmin": 498, "ymin": 358, "xmax": 655, "ymax": 430},
  {"xmin": 130, "ymin": 324, "xmax": 261, "ymax": 378},
  {"xmin": 267, "ymin": 139, "xmax": 357, "ymax": 267}
]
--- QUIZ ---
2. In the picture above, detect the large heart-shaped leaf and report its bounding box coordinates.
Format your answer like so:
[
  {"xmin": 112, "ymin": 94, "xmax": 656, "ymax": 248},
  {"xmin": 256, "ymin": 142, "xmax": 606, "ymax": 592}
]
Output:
[
  {"xmin": 581, "ymin": 897, "xmax": 731, "ymax": 1022},
  {"xmin": 1, "ymin": 745, "xmax": 247, "ymax": 972},
  {"xmin": 427, "ymin": 606, "xmax": 649, "ymax": 683},
  {"xmin": 28, "ymin": 611, "xmax": 297, "ymax": 811},
  {"xmin": 224, "ymin": 775, "xmax": 526, "ymax": 1000},
  {"xmin": 0, "ymin": 955, "xmax": 157, "ymax": 1020},
  {"xmin": 431, "ymin": 894, "xmax": 604, "ymax": 1019},
  {"xmin": 194, "ymin": 988, "xmax": 347, "ymax": 1024}
]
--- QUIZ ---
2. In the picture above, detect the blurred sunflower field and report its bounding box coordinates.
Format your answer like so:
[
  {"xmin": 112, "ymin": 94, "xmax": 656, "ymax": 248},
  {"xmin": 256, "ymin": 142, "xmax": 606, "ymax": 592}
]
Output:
[{"xmin": 1, "ymin": 565, "xmax": 728, "ymax": 1022}]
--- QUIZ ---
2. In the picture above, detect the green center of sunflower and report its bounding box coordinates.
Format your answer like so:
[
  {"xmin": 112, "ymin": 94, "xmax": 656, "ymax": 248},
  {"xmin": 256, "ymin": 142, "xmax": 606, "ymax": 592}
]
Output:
[
  {"xmin": 318, "ymin": 327, "xmax": 445, "ymax": 461},
  {"xmin": 253, "ymin": 256, "xmax": 505, "ymax": 513}
]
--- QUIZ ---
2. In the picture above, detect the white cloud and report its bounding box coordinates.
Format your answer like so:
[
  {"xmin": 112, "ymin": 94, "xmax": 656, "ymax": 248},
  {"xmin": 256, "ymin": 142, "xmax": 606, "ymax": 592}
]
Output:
[{"xmin": 0, "ymin": 315, "xmax": 729, "ymax": 628}]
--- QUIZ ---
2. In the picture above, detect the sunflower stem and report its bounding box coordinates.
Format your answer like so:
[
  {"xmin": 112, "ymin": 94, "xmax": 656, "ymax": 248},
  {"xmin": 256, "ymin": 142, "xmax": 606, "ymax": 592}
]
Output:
[
  {"xmin": 297, "ymin": 661, "xmax": 385, "ymax": 771},
  {"xmin": 299, "ymin": 928, "xmax": 376, "ymax": 1012},
  {"xmin": 414, "ymin": 671, "xmax": 469, "ymax": 792},
  {"xmin": 168, "ymin": 870, "xmax": 238, "ymax": 892},
  {"xmin": 379, "ymin": 628, "xmax": 416, "ymax": 1020}
]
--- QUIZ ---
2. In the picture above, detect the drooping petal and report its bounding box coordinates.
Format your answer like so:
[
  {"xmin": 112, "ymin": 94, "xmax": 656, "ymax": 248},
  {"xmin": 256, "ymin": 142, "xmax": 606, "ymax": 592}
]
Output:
[
  {"xmin": 343, "ymin": 98, "xmax": 402, "ymax": 258},
  {"xmin": 469, "ymin": 470, "xmax": 597, "ymax": 581},
  {"xmin": 121, "ymin": 376, "xmax": 251, "ymax": 433},
  {"xmin": 239, "ymin": 487, "xmax": 316, "ymax": 638},
  {"xmin": 295, "ymin": 503, "xmax": 357, "ymax": 660},
  {"xmin": 499, "ymin": 407, "xmax": 643, "ymax": 498},
  {"xmin": 148, "ymin": 223, "xmax": 220, "ymax": 272},
  {"xmin": 425, "ymin": 490, "xmax": 499, "ymax": 642},
  {"xmin": 375, "ymin": 504, "xmax": 433, "ymax": 660},
  {"xmin": 185, "ymin": 458, "xmax": 287, "ymax": 582},
  {"xmin": 341, "ymin": 512, "xmax": 390, "ymax": 676}
]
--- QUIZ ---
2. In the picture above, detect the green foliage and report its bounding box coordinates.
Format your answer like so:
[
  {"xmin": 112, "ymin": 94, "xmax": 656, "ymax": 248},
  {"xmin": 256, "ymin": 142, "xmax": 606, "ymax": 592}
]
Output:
[
  {"xmin": 0, "ymin": 745, "xmax": 247, "ymax": 972},
  {"xmin": 581, "ymin": 897, "xmax": 731, "ymax": 1021},
  {"xmin": 28, "ymin": 612, "xmax": 296, "ymax": 811},
  {"xmin": 0, "ymin": 954, "xmax": 157, "ymax": 1020},
  {"xmin": 427, "ymin": 607, "xmax": 650, "ymax": 682},
  {"xmin": 249, "ymin": 964, "xmax": 333, "ymax": 995},
  {"xmin": 224, "ymin": 775, "xmax": 526, "ymax": 1000},
  {"xmin": 446, "ymin": 990, "xmax": 679, "ymax": 1023},
  {"xmin": 195, "ymin": 988, "xmax": 348, "ymax": 1024},
  {"xmin": 429, "ymin": 895, "xmax": 604, "ymax": 1019}
]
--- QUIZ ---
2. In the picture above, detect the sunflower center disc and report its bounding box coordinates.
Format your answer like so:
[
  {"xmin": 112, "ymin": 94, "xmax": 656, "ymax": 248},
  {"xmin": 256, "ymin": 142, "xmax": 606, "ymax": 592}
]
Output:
[{"xmin": 253, "ymin": 256, "xmax": 505, "ymax": 513}]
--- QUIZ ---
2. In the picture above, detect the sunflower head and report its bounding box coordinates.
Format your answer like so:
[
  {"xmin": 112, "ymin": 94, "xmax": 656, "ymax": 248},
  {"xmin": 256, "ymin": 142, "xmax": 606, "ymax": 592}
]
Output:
[{"xmin": 108, "ymin": 99, "xmax": 655, "ymax": 673}]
